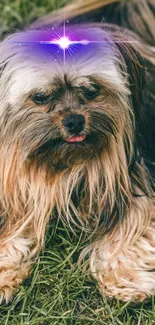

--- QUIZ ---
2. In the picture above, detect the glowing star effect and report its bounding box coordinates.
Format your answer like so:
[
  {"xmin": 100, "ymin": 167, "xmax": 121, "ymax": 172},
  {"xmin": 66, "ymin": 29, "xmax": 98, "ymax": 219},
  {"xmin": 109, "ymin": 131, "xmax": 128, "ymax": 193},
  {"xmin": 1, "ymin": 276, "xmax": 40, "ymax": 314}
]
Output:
[
  {"xmin": 54, "ymin": 36, "xmax": 71, "ymax": 49},
  {"xmin": 48, "ymin": 37, "xmax": 90, "ymax": 49},
  {"xmin": 7, "ymin": 21, "xmax": 138, "ymax": 67}
]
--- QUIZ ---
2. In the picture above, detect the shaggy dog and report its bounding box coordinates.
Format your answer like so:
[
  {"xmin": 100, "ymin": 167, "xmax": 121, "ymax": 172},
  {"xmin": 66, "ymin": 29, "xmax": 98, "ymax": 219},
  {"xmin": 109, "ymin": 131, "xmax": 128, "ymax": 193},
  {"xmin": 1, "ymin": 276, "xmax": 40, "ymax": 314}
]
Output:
[{"xmin": 0, "ymin": 0, "xmax": 154, "ymax": 303}]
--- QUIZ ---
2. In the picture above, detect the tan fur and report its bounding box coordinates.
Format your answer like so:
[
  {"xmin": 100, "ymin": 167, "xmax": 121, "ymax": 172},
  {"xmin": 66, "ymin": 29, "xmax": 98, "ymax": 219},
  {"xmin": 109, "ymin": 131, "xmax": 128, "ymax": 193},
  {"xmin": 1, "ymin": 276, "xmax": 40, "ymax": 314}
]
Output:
[
  {"xmin": 31, "ymin": 0, "xmax": 120, "ymax": 27},
  {"xmin": 0, "ymin": 23, "xmax": 154, "ymax": 304},
  {"xmin": 81, "ymin": 196, "xmax": 155, "ymax": 302},
  {"xmin": 32, "ymin": 0, "xmax": 155, "ymax": 46}
]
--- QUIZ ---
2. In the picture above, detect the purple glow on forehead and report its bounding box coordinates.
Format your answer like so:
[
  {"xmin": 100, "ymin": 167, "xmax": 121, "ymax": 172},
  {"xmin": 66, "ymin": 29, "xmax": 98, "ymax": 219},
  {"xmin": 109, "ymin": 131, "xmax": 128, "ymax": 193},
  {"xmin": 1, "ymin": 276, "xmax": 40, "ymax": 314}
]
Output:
[
  {"xmin": 8, "ymin": 25, "xmax": 107, "ymax": 47},
  {"xmin": 49, "ymin": 36, "xmax": 90, "ymax": 49},
  {"xmin": 55, "ymin": 36, "xmax": 71, "ymax": 49},
  {"xmin": 6, "ymin": 24, "xmax": 119, "ymax": 63}
]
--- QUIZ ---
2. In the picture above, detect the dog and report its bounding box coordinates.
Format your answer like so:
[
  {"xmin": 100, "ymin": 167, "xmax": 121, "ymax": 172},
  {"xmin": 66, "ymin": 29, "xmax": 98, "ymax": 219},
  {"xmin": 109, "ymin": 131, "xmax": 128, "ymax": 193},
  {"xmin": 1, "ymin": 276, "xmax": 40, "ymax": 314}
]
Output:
[{"xmin": 0, "ymin": 2, "xmax": 154, "ymax": 304}]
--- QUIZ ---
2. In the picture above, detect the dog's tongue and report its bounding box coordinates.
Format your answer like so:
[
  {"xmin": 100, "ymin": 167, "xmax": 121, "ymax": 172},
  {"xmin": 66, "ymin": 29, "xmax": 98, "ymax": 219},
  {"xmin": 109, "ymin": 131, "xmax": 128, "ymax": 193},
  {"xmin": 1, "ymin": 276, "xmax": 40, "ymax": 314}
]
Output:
[{"xmin": 65, "ymin": 134, "xmax": 86, "ymax": 143}]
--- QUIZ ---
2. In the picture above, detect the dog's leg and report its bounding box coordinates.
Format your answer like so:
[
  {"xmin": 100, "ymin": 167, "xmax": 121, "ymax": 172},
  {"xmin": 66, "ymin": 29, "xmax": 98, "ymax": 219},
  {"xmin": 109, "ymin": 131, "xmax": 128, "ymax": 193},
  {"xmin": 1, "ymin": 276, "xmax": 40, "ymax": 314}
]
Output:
[
  {"xmin": 0, "ymin": 234, "xmax": 37, "ymax": 303},
  {"xmin": 87, "ymin": 197, "xmax": 155, "ymax": 302},
  {"xmin": 0, "ymin": 158, "xmax": 54, "ymax": 303}
]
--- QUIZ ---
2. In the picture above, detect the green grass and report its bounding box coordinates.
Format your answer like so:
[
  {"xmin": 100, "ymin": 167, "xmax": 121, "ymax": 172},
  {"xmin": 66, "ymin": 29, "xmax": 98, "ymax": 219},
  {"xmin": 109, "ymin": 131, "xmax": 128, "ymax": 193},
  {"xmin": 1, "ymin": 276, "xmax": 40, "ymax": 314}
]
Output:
[
  {"xmin": 0, "ymin": 0, "xmax": 68, "ymax": 36},
  {"xmin": 0, "ymin": 0, "xmax": 155, "ymax": 324},
  {"xmin": 1, "ymin": 221, "xmax": 155, "ymax": 325}
]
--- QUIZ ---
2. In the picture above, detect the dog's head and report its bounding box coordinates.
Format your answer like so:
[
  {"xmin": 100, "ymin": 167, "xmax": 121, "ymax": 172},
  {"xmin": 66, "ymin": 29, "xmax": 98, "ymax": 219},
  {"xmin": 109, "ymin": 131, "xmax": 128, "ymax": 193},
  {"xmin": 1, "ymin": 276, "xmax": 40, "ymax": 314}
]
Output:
[
  {"xmin": 0, "ymin": 26, "xmax": 144, "ymax": 169},
  {"xmin": 0, "ymin": 25, "xmax": 148, "ymax": 233}
]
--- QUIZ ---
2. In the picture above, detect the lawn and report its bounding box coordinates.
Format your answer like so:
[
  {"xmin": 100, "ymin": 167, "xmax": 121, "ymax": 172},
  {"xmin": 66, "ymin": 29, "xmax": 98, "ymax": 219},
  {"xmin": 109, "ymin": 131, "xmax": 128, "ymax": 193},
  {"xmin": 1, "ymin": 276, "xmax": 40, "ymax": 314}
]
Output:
[
  {"xmin": 0, "ymin": 0, "xmax": 155, "ymax": 324},
  {"xmin": 1, "ymin": 220, "xmax": 155, "ymax": 325}
]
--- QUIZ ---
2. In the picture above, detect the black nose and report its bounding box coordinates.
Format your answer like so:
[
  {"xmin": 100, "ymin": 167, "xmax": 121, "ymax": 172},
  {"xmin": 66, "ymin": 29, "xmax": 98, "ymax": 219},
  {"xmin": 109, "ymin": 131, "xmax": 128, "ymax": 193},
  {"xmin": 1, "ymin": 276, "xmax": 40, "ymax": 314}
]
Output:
[{"xmin": 62, "ymin": 114, "xmax": 85, "ymax": 133}]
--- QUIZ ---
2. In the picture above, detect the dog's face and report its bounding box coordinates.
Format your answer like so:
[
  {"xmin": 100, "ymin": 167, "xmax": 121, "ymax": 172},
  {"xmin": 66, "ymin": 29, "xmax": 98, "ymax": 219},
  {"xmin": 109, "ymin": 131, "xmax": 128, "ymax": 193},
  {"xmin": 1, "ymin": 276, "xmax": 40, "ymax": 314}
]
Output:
[
  {"xmin": 0, "ymin": 27, "xmax": 135, "ymax": 172},
  {"xmin": 0, "ymin": 25, "xmax": 147, "ymax": 234}
]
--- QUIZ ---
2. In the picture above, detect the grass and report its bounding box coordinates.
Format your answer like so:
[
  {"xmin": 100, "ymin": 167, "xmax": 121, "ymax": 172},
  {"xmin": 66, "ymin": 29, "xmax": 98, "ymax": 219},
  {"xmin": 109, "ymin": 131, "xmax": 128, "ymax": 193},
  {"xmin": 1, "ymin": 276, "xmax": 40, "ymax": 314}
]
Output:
[
  {"xmin": 0, "ymin": 0, "xmax": 155, "ymax": 324},
  {"xmin": 0, "ymin": 0, "xmax": 68, "ymax": 36},
  {"xmin": 1, "ymin": 220, "xmax": 155, "ymax": 325}
]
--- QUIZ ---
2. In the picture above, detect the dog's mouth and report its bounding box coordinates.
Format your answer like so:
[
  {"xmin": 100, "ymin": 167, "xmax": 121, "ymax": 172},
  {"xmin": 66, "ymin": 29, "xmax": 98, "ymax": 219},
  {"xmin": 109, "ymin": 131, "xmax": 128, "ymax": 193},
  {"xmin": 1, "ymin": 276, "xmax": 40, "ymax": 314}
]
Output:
[
  {"xmin": 65, "ymin": 134, "xmax": 86, "ymax": 143},
  {"xmin": 27, "ymin": 131, "xmax": 105, "ymax": 171},
  {"xmin": 28, "ymin": 132, "xmax": 102, "ymax": 163}
]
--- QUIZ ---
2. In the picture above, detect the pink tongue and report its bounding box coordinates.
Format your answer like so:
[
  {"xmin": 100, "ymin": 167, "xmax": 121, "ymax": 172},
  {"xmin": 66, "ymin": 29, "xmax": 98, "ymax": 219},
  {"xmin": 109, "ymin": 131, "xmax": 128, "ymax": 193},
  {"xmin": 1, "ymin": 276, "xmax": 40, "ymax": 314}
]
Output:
[{"xmin": 65, "ymin": 134, "xmax": 86, "ymax": 143}]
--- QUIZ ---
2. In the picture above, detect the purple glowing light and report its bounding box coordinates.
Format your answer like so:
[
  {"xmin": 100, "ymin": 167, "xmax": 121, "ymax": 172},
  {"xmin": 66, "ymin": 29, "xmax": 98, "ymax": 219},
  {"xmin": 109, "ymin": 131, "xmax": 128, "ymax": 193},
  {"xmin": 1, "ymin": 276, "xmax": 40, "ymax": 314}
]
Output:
[
  {"xmin": 54, "ymin": 36, "xmax": 71, "ymax": 49},
  {"xmin": 48, "ymin": 36, "xmax": 90, "ymax": 49}
]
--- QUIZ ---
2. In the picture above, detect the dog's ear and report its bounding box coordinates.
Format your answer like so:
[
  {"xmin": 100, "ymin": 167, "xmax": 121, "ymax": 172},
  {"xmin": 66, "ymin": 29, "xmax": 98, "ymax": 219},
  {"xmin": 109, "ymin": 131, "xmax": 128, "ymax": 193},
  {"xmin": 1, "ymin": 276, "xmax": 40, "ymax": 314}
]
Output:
[
  {"xmin": 111, "ymin": 28, "xmax": 155, "ymax": 166},
  {"xmin": 111, "ymin": 29, "xmax": 146, "ymax": 112}
]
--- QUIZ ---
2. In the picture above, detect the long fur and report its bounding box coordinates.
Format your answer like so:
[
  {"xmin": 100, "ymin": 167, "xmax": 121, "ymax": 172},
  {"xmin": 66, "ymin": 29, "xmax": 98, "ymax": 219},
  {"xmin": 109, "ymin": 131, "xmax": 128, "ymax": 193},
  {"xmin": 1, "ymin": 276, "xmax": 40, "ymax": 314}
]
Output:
[
  {"xmin": 32, "ymin": 0, "xmax": 155, "ymax": 45},
  {"xmin": 0, "ymin": 4, "xmax": 154, "ymax": 304}
]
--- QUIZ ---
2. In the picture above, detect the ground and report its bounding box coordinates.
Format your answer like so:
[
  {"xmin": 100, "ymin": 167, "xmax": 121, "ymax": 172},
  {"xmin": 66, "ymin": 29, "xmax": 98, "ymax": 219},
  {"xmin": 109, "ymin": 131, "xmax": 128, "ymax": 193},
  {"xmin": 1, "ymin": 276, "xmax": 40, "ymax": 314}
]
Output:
[
  {"xmin": 0, "ymin": 0, "xmax": 155, "ymax": 324},
  {"xmin": 0, "ymin": 221, "xmax": 154, "ymax": 325}
]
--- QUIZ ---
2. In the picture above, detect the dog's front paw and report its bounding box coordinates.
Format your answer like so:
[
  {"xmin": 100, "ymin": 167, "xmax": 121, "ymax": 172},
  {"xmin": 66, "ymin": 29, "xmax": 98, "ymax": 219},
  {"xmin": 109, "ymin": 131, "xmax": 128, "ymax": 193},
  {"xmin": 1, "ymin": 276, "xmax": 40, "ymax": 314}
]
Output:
[
  {"xmin": 98, "ymin": 273, "xmax": 151, "ymax": 302},
  {"xmin": 91, "ymin": 255, "xmax": 155, "ymax": 302},
  {"xmin": 0, "ymin": 237, "xmax": 33, "ymax": 304},
  {"xmin": 90, "ymin": 255, "xmax": 155, "ymax": 302},
  {"xmin": 89, "ymin": 227, "xmax": 155, "ymax": 303},
  {"xmin": 0, "ymin": 263, "xmax": 31, "ymax": 304}
]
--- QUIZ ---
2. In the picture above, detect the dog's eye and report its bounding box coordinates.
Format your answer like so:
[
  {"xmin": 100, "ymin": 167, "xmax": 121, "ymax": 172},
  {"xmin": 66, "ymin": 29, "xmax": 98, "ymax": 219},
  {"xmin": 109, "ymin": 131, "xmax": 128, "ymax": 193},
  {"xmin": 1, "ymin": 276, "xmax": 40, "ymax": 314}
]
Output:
[
  {"xmin": 83, "ymin": 85, "xmax": 100, "ymax": 100},
  {"xmin": 32, "ymin": 93, "xmax": 51, "ymax": 105}
]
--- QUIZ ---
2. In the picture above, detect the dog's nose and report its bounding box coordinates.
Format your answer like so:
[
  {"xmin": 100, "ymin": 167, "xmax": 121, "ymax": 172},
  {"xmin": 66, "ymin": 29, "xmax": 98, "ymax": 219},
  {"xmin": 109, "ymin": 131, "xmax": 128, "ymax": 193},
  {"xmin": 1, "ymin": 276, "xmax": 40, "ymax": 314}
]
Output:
[{"xmin": 62, "ymin": 114, "xmax": 85, "ymax": 133}]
